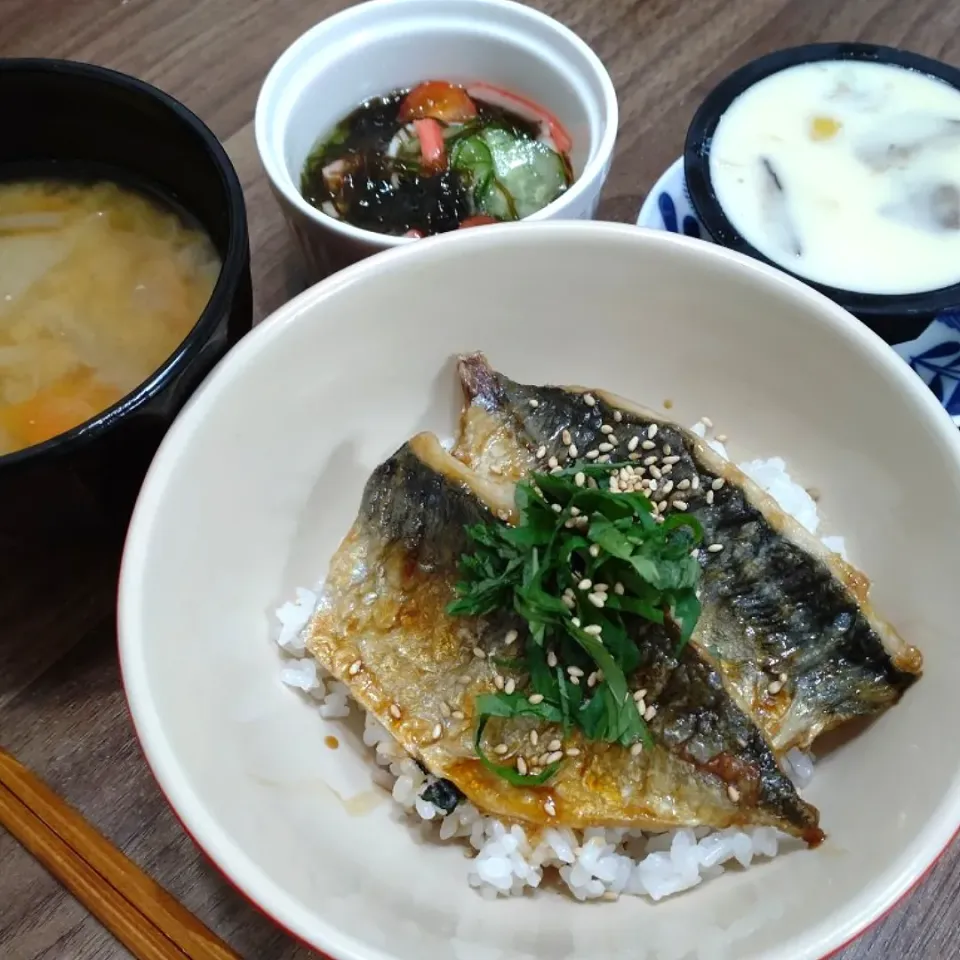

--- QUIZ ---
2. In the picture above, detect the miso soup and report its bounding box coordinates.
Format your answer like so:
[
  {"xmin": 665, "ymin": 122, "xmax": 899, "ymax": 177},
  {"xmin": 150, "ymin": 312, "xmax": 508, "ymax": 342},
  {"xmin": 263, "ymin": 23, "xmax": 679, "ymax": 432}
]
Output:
[{"xmin": 0, "ymin": 179, "xmax": 221, "ymax": 455}]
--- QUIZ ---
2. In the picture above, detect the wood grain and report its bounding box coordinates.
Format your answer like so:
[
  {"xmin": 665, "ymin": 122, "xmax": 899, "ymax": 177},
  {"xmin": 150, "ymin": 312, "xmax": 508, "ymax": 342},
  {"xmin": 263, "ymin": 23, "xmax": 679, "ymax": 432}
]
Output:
[{"xmin": 1, "ymin": 1, "xmax": 959, "ymax": 958}]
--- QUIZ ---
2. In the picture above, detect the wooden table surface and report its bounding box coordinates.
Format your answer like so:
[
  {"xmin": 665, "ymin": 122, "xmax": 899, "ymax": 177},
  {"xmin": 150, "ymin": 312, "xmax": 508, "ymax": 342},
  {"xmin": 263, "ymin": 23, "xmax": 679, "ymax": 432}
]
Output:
[{"xmin": 2, "ymin": 0, "xmax": 960, "ymax": 957}]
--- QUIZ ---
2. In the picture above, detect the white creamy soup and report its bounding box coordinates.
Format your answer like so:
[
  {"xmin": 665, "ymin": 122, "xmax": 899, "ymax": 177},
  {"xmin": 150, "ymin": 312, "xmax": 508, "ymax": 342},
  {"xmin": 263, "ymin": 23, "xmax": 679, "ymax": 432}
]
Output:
[{"xmin": 709, "ymin": 59, "xmax": 960, "ymax": 295}]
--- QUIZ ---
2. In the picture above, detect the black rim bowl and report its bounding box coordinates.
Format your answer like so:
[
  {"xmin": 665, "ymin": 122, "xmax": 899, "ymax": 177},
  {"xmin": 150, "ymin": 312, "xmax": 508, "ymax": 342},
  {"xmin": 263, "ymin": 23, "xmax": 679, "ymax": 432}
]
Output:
[
  {"xmin": 0, "ymin": 59, "xmax": 253, "ymax": 541},
  {"xmin": 684, "ymin": 42, "xmax": 960, "ymax": 346}
]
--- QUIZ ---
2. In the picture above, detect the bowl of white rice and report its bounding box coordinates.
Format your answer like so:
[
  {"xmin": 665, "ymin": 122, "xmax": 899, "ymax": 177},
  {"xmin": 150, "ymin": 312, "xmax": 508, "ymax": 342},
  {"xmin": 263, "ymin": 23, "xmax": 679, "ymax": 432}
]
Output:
[{"xmin": 118, "ymin": 221, "xmax": 960, "ymax": 960}]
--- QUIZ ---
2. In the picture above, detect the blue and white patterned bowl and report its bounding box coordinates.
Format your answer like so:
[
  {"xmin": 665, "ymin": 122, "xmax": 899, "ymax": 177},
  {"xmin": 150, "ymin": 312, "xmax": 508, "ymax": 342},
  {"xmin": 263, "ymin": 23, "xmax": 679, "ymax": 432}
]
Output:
[{"xmin": 637, "ymin": 159, "xmax": 960, "ymax": 426}]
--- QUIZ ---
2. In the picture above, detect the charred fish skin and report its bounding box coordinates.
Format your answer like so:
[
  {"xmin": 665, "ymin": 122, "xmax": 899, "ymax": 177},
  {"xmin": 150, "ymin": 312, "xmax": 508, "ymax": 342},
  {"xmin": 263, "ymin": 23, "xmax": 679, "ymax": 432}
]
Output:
[
  {"xmin": 632, "ymin": 623, "xmax": 822, "ymax": 845},
  {"xmin": 456, "ymin": 354, "xmax": 920, "ymax": 753},
  {"xmin": 310, "ymin": 434, "xmax": 822, "ymax": 839},
  {"xmin": 361, "ymin": 440, "xmax": 489, "ymax": 569}
]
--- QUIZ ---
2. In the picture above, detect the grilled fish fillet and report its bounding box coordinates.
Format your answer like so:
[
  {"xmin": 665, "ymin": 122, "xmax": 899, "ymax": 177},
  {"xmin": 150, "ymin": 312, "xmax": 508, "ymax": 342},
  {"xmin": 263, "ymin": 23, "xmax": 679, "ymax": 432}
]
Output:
[
  {"xmin": 453, "ymin": 354, "xmax": 922, "ymax": 754},
  {"xmin": 307, "ymin": 432, "xmax": 822, "ymax": 842}
]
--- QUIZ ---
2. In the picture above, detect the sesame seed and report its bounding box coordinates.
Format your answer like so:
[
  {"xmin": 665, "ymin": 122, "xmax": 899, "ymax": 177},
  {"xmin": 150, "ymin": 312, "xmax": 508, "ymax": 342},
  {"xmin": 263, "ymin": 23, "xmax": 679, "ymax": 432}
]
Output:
[
  {"xmin": 562, "ymin": 429, "xmax": 572, "ymax": 446},
  {"xmin": 598, "ymin": 454, "xmax": 611, "ymax": 463},
  {"xmin": 432, "ymin": 723, "xmax": 442, "ymax": 740},
  {"xmin": 587, "ymin": 672, "xmax": 598, "ymax": 688},
  {"xmin": 601, "ymin": 424, "xmax": 613, "ymax": 435},
  {"xmin": 586, "ymin": 449, "xmax": 600, "ymax": 460},
  {"xmin": 584, "ymin": 393, "xmax": 596, "ymax": 407},
  {"xmin": 641, "ymin": 439, "xmax": 656, "ymax": 450},
  {"xmin": 547, "ymin": 650, "xmax": 558, "ymax": 668},
  {"xmin": 452, "ymin": 710, "xmax": 465, "ymax": 720},
  {"xmin": 614, "ymin": 582, "xmax": 625, "ymax": 595},
  {"xmin": 548, "ymin": 456, "xmax": 559, "ymax": 469},
  {"xmin": 503, "ymin": 630, "xmax": 518, "ymax": 647},
  {"xmin": 570, "ymin": 675, "xmax": 580, "ymax": 685},
  {"xmin": 504, "ymin": 678, "xmax": 516, "ymax": 696},
  {"xmin": 598, "ymin": 442, "xmax": 613, "ymax": 453},
  {"xmin": 536, "ymin": 445, "xmax": 547, "ymax": 459},
  {"xmin": 608, "ymin": 434, "xmax": 619, "ymax": 445},
  {"xmin": 550, "ymin": 467, "xmax": 563, "ymax": 476},
  {"xmin": 644, "ymin": 705, "xmax": 657, "ymax": 721},
  {"xmin": 547, "ymin": 739, "xmax": 562, "ymax": 752},
  {"xmin": 578, "ymin": 578, "xmax": 593, "ymax": 590},
  {"xmin": 588, "ymin": 593, "xmax": 606, "ymax": 608},
  {"xmin": 727, "ymin": 785, "xmax": 740, "ymax": 802},
  {"xmin": 663, "ymin": 444, "xmax": 672, "ymax": 455},
  {"xmin": 614, "ymin": 410, "xmax": 623, "ymax": 422},
  {"xmin": 529, "ymin": 694, "xmax": 544, "ymax": 704},
  {"xmin": 644, "ymin": 455, "xmax": 658, "ymax": 466},
  {"xmin": 440, "ymin": 702, "xmax": 451, "ymax": 717},
  {"xmin": 575, "ymin": 471, "xmax": 586, "ymax": 487},
  {"xmin": 529, "ymin": 399, "xmax": 539, "ymax": 408},
  {"xmin": 567, "ymin": 667, "xmax": 585, "ymax": 679},
  {"xmin": 691, "ymin": 476, "xmax": 700, "ymax": 490},
  {"xmin": 627, "ymin": 436, "xmax": 640, "ymax": 452},
  {"xmin": 589, "ymin": 544, "xmax": 601, "ymax": 558},
  {"xmin": 546, "ymin": 750, "xmax": 564, "ymax": 764},
  {"xmin": 768, "ymin": 680, "xmax": 783, "ymax": 695},
  {"xmin": 594, "ymin": 582, "xmax": 609, "ymax": 592},
  {"xmin": 566, "ymin": 747, "xmax": 581, "ymax": 757},
  {"xmin": 707, "ymin": 543, "xmax": 724, "ymax": 553},
  {"xmin": 571, "ymin": 616, "xmax": 582, "ymax": 628},
  {"xmin": 711, "ymin": 477, "xmax": 726, "ymax": 491},
  {"xmin": 530, "ymin": 730, "xmax": 539, "ymax": 747},
  {"xmin": 570, "ymin": 506, "xmax": 581, "ymax": 516},
  {"xmin": 647, "ymin": 424, "xmax": 659, "ymax": 440},
  {"xmin": 348, "ymin": 659, "xmax": 363, "ymax": 676},
  {"xmin": 661, "ymin": 464, "xmax": 673, "ymax": 474},
  {"xmin": 544, "ymin": 797, "xmax": 556, "ymax": 816},
  {"xmin": 779, "ymin": 673, "xmax": 788, "ymax": 682},
  {"xmin": 649, "ymin": 465, "xmax": 662, "ymax": 480},
  {"xmin": 517, "ymin": 757, "xmax": 528, "ymax": 775},
  {"xmin": 584, "ymin": 624, "xmax": 603, "ymax": 636},
  {"xmin": 717, "ymin": 434, "xmax": 728, "ymax": 443},
  {"xmin": 706, "ymin": 489, "xmax": 715, "ymax": 505},
  {"xmin": 660, "ymin": 480, "xmax": 674, "ymax": 496},
  {"xmin": 551, "ymin": 503, "xmax": 562, "ymax": 513},
  {"xmin": 673, "ymin": 500, "xmax": 689, "ymax": 511},
  {"xmin": 389, "ymin": 704, "xmax": 401, "ymax": 719},
  {"xmin": 635, "ymin": 698, "xmax": 646, "ymax": 715},
  {"xmin": 561, "ymin": 594, "xmax": 575, "ymax": 609},
  {"xmin": 494, "ymin": 674, "xmax": 505, "ymax": 690},
  {"xmin": 631, "ymin": 742, "xmax": 644, "ymax": 757},
  {"xmin": 701, "ymin": 416, "xmax": 714, "ymax": 429},
  {"xmin": 494, "ymin": 743, "xmax": 509, "ymax": 755},
  {"xmin": 634, "ymin": 688, "xmax": 648, "ymax": 701},
  {"xmin": 662, "ymin": 455, "xmax": 681, "ymax": 465},
  {"xmin": 473, "ymin": 646, "xmax": 486, "ymax": 659},
  {"xmin": 568, "ymin": 444, "xmax": 579, "ymax": 458},
  {"xmin": 677, "ymin": 479, "xmax": 691, "ymax": 490}
]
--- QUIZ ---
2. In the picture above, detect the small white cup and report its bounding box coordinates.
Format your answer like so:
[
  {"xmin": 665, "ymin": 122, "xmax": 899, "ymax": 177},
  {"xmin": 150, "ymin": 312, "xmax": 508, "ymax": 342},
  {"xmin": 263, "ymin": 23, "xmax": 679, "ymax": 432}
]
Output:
[{"xmin": 255, "ymin": 0, "xmax": 619, "ymax": 279}]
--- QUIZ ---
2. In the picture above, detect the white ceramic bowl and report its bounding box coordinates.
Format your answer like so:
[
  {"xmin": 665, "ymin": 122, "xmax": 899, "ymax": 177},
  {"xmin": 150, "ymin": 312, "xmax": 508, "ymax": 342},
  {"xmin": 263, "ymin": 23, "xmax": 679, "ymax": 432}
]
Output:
[
  {"xmin": 254, "ymin": 0, "xmax": 618, "ymax": 279},
  {"xmin": 119, "ymin": 223, "xmax": 960, "ymax": 960}
]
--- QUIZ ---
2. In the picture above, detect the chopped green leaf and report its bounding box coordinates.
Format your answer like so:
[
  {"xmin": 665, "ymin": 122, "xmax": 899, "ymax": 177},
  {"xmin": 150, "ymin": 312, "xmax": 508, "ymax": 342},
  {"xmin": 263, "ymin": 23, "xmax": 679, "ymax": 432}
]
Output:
[{"xmin": 450, "ymin": 464, "xmax": 704, "ymax": 781}]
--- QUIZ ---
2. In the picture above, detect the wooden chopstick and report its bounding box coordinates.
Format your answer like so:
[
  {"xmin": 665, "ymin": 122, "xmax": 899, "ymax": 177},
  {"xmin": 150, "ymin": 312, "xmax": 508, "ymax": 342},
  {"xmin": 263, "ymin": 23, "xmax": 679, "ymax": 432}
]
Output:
[{"xmin": 0, "ymin": 748, "xmax": 240, "ymax": 960}]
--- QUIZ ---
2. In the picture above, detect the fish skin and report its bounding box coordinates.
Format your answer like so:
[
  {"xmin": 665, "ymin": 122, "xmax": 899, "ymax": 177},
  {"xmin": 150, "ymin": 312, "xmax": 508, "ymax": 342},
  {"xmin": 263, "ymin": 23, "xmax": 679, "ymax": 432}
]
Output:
[
  {"xmin": 454, "ymin": 353, "xmax": 921, "ymax": 755},
  {"xmin": 307, "ymin": 432, "xmax": 822, "ymax": 842}
]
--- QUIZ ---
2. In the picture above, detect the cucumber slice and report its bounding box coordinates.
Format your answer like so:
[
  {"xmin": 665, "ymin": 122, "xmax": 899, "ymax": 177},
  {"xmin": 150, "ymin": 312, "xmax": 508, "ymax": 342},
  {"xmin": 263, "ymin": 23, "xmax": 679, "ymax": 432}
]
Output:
[
  {"xmin": 477, "ymin": 177, "xmax": 517, "ymax": 221},
  {"xmin": 480, "ymin": 128, "xmax": 569, "ymax": 219},
  {"xmin": 450, "ymin": 135, "xmax": 493, "ymax": 185}
]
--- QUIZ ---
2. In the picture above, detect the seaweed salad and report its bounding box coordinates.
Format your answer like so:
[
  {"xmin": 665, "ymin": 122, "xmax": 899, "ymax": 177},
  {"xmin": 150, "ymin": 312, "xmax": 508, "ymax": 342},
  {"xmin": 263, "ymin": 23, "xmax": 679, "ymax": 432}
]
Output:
[{"xmin": 301, "ymin": 81, "xmax": 574, "ymax": 237}]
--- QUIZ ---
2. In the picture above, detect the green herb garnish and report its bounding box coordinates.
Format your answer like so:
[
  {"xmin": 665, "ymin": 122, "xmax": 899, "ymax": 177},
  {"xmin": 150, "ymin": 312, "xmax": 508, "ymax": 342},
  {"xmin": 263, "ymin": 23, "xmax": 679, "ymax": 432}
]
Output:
[{"xmin": 449, "ymin": 462, "xmax": 704, "ymax": 783}]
